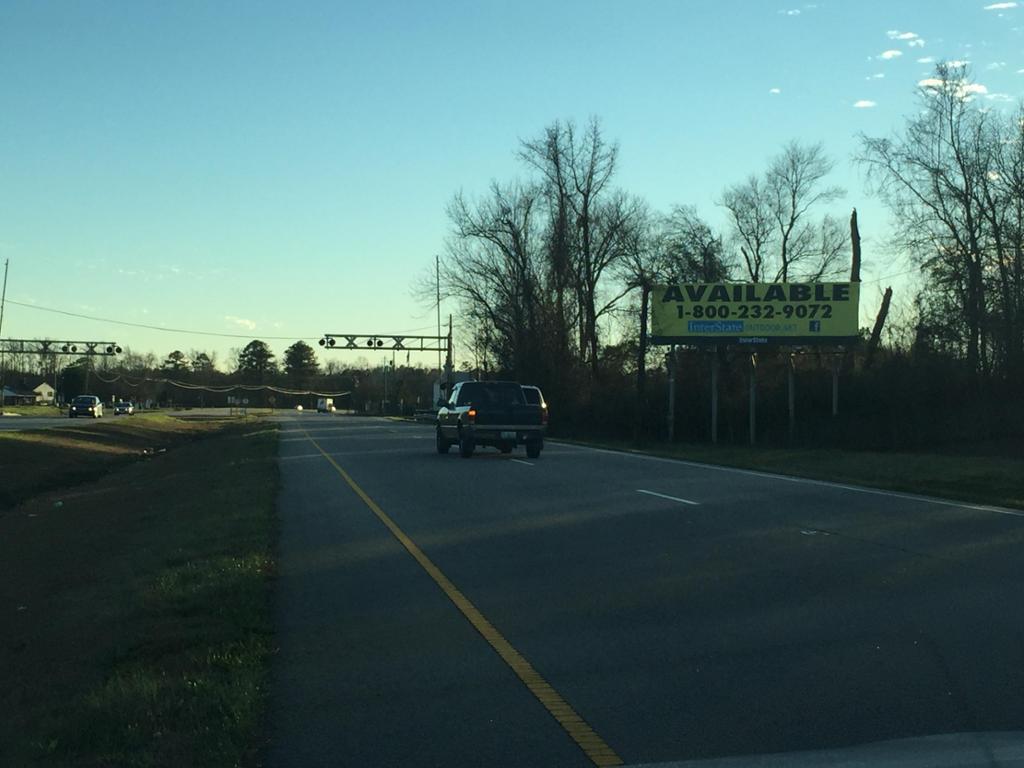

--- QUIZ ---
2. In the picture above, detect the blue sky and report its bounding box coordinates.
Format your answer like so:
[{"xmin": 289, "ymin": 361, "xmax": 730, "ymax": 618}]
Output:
[{"xmin": 2, "ymin": 0, "xmax": 1022, "ymax": 368}]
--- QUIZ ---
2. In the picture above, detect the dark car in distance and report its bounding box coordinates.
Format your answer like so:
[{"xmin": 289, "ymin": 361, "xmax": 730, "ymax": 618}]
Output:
[
  {"xmin": 69, "ymin": 395, "xmax": 103, "ymax": 418},
  {"xmin": 112, "ymin": 401, "xmax": 135, "ymax": 415}
]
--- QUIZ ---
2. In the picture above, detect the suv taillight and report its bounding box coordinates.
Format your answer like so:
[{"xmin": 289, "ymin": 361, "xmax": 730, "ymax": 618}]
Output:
[
  {"xmin": 467, "ymin": 408, "xmax": 477, "ymax": 424},
  {"xmin": 541, "ymin": 405, "xmax": 548, "ymax": 425}
]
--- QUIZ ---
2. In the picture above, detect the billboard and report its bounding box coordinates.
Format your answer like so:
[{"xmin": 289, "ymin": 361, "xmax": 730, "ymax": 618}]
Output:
[{"xmin": 650, "ymin": 282, "xmax": 860, "ymax": 345}]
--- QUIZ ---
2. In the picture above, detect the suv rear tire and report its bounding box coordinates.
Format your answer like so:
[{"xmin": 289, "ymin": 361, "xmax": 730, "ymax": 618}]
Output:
[
  {"xmin": 436, "ymin": 426, "xmax": 451, "ymax": 454},
  {"xmin": 459, "ymin": 431, "xmax": 475, "ymax": 458},
  {"xmin": 526, "ymin": 439, "xmax": 542, "ymax": 459}
]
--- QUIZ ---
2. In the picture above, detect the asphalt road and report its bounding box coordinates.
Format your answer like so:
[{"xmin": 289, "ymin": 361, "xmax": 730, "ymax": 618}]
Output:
[{"xmin": 267, "ymin": 414, "xmax": 1024, "ymax": 767}]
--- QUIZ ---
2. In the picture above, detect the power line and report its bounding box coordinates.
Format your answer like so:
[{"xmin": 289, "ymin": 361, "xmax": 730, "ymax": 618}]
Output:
[
  {"xmin": 4, "ymin": 299, "xmax": 442, "ymax": 342},
  {"xmin": 860, "ymin": 266, "xmax": 921, "ymax": 284},
  {"xmin": 90, "ymin": 369, "xmax": 351, "ymax": 397},
  {"xmin": 6, "ymin": 300, "xmax": 303, "ymax": 339}
]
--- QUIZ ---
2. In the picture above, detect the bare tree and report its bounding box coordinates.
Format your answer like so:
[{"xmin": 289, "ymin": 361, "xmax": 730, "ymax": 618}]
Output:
[
  {"xmin": 859, "ymin": 63, "xmax": 993, "ymax": 375},
  {"xmin": 721, "ymin": 141, "xmax": 846, "ymax": 282},
  {"xmin": 720, "ymin": 174, "xmax": 775, "ymax": 281},
  {"xmin": 767, "ymin": 141, "xmax": 846, "ymax": 281},
  {"xmin": 520, "ymin": 118, "xmax": 628, "ymax": 374},
  {"xmin": 616, "ymin": 204, "xmax": 730, "ymax": 431},
  {"xmin": 661, "ymin": 205, "xmax": 732, "ymax": 282},
  {"xmin": 979, "ymin": 105, "xmax": 1024, "ymax": 376},
  {"xmin": 440, "ymin": 181, "xmax": 545, "ymax": 380}
]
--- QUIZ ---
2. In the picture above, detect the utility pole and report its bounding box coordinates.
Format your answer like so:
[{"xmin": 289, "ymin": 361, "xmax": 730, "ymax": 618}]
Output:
[
  {"xmin": 436, "ymin": 255, "xmax": 442, "ymax": 374},
  {"xmin": 0, "ymin": 259, "xmax": 8, "ymax": 412},
  {"xmin": 445, "ymin": 315, "xmax": 453, "ymax": 397}
]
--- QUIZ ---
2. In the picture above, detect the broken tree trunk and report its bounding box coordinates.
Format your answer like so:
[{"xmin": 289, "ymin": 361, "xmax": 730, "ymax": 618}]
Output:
[
  {"xmin": 865, "ymin": 286, "xmax": 893, "ymax": 368},
  {"xmin": 850, "ymin": 208, "xmax": 861, "ymax": 283}
]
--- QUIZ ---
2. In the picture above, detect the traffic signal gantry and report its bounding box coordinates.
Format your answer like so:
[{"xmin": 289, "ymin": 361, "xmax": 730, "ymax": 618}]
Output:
[
  {"xmin": 1, "ymin": 339, "xmax": 123, "ymax": 355},
  {"xmin": 318, "ymin": 321, "xmax": 455, "ymax": 395},
  {"xmin": 317, "ymin": 334, "xmax": 449, "ymax": 352}
]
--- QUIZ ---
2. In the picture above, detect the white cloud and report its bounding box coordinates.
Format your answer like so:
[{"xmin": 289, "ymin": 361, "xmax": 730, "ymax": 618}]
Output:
[
  {"xmin": 984, "ymin": 2, "xmax": 1017, "ymax": 9},
  {"xmin": 778, "ymin": 8, "xmax": 801, "ymax": 15},
  {"xmin": 225, "ymin": 315, "xmax": 257, "ymax": 331},
  {"xmin": 866, "ymin": 73, "xmax": 886, "ymax": 79},
  {"xmin": 918, "ymin": 78, "xmax": 990, "ymax": 99},
  {"xmin": 854, "ymin": 100, "xmax": 877, "ymax": 108},
  {"xmin": 769, "ymin": 87, "xmax": 782, "ymax": 94},
  {"xmin": 918, "ymin": 56, "xmax": 935, "ymax": 63},
  {"xmin": 879, "ymin": 49, "xmax": 903, "ymax": 60},
  {"xmin": 886, "ymin": 30, "xmax": 925, "ymax": 47},
  {"xmin": 1017, "ymin": 68, "xmax": 1024, "ymax": 73},
  {"xmin": 985, "ymin": 92, "xmax": 1013, "ymax": 101},
  {"xmin": 948, "ymin": 59, "xmax": 970, "ymax": 67},
  {"xmin": 986, "ymin": 61, "xmax": 1007, "ymax": 70}
]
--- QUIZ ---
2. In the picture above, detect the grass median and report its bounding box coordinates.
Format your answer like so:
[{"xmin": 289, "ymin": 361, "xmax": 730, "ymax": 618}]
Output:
[
  {"xmin": 0, "ymin": 413, "xmax": 215, "ymax": 510},
  {"xmin": 0, "ymin": 416, "xmax": 278, "ymax": 767},
  {"xmin": 0, "ymin": 404, "xmax": 66, "ymax": 417},
  {"xmin": 553, "ymin": 438, "xmax": 1024, "ymax": 511}
]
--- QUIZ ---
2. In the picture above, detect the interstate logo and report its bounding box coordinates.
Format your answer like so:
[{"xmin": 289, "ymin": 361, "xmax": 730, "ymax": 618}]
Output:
[{"xmin": 688, "ymin": 321, "xmax": 744, "ymax": 333}]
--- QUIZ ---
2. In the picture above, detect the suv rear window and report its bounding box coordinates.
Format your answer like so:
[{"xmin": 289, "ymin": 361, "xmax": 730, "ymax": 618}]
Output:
[
  {"xmin": 73, "ymin": 396, "xmax": 97, "ymax": 405},
  {"xmin": 456, "ymin": 382, "xmax": 526, "ymax": 407}
]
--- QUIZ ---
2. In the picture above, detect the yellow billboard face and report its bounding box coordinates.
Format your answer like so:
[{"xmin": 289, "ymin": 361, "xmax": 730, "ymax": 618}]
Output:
[{"xmin": 650, "ymin": 282, "xmax": 860, "ymax": 345}]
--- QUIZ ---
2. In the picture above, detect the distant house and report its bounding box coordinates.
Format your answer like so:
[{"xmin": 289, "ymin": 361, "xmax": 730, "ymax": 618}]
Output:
[
  {"xmin": 1, "ymin": 386, "xmax": 36, "ymax": 405},
  {"xmin": 33, "ymin": 382, "xmax": 56, "ymax": 404}
]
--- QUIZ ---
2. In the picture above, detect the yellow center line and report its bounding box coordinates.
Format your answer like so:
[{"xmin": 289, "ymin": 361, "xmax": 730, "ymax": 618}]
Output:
[{"xmin": 302, "ymin": 428, "xmax": 624, "ymax": 767}]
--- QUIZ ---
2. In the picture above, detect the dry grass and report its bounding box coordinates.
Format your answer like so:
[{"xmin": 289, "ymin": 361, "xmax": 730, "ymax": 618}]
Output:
[{"xmin": 0, "ymin": 418, "xmax": 278, "ymax": 767}]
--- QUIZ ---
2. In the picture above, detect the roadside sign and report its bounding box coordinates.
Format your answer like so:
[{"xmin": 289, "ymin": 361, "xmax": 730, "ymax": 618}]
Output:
[{"xmin": 651, "ymin": 282, "xmax": 860, "ymax": 345}]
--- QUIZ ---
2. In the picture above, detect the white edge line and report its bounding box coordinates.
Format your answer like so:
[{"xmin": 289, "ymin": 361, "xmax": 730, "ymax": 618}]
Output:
[
  {"xmin": 637, "ymin": 489, "xmax": 700, "ymax": 506},
  {"xmin": 551, "ymin": 441, "xmax": 1024, "ymax": 519},
  {"xmin": 511, "ymin": 459, "xmax": 534, "ymax": 467}
]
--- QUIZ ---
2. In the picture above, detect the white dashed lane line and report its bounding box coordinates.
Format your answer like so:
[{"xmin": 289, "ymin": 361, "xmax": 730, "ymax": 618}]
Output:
[{"xmin": 636, "ymin": 489, "xmax": 700, "ymax": 506}]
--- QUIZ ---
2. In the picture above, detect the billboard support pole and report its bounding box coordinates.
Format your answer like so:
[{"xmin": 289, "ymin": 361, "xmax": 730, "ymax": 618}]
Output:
[
  {"xmin": 788, "ymin": 353, "xmax": 796, "ymax": 442},
  {"xmin": 667, "ymin": 346, "xmax": 676, "ymax": 442},
  {"xmin": 749, "ymin": 353, "xmax": 757, "ymax": 446},
  {"xmin": 831, "ymin": 353, "xmax": 840, "ymax": 416},
  {"xmin": 710, "ymin": 347, "xmax": 719, "ymax": 445}
]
